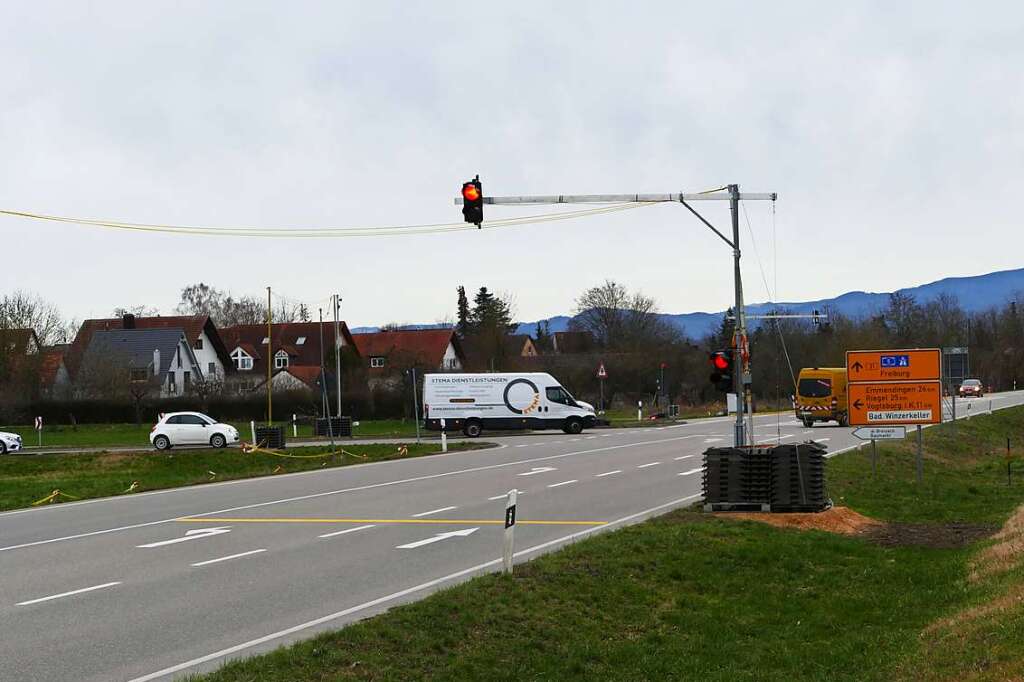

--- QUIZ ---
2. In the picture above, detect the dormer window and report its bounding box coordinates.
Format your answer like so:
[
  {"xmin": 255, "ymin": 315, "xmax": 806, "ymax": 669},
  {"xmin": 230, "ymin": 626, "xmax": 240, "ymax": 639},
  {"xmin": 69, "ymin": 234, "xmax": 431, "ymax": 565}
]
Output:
[
  {"xmin": 370, "ymin": 357, "xmax": 385, "ymax": 368},
  {"xmin": 274, "ymin": 350, "xmax": 290, "ymax": 369},
  {"xmin": 296, "ymin": 336, "xmax": 306, "ymax": 345},
  {"xmin": 231, "ymin": 347, "xmax": 253, "ymax": 371},
  {"xmin": 262, "ymin": 337, "xmax": 270, "ymax": 345}
]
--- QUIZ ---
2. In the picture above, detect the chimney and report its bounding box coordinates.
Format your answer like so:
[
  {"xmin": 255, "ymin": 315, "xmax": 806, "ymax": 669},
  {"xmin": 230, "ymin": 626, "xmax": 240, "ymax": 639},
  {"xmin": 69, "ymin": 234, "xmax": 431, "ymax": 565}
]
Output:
[
  {"xmin": 153, "ymin": 348, "xmax": 160, "ymax": 377},
  {"xmin": 123, "ymin": 314, "xmax": 136, "ymax": 329}
]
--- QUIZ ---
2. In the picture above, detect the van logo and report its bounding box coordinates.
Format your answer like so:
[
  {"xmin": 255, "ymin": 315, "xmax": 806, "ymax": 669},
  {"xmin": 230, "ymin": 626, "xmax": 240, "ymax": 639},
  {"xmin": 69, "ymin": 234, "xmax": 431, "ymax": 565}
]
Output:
[{"xmin": 504, "ymin": 378, "xmax": 541, "ymax": 415}]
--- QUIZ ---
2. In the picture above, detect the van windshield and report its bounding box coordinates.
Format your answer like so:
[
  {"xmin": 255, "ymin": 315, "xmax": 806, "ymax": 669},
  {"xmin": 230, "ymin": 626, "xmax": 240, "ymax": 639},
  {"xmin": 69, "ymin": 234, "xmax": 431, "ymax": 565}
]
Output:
[
  {"xmin": 546, "ymin": 386, "xmax": 577, "ymax": 407},
  {"xmin": 798, "ymin": 377, "xmax": 832, "ymax": 398}
]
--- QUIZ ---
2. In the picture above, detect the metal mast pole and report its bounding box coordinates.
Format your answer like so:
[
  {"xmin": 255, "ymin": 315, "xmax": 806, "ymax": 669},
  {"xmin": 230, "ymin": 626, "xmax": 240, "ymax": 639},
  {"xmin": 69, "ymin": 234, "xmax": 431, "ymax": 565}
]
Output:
[
  {"xmin": 267, "ymin": 286, "xmax": 273, "ymax": 425},
  {"xmin": 333, "ymin": 294, "xmax": 343, "ymax": 418},
  {"xmin": 729, "ymin": 185, "xmax": 748, "ymax": 447}
]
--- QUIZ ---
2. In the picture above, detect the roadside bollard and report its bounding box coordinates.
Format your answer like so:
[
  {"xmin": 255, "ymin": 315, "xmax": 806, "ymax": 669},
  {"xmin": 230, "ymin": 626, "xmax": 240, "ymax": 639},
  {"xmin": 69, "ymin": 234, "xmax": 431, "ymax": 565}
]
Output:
[
  {"xmin": 250, "ymin": 420, "xmax": 256, "ymax": 443},
  {"xmin": 503, "ymin": 489, "xmax": 517, "ymax": 575},
  {"xmin": 292, "ymin": 414, "xmax": 298, "ymax": 438},
  {"xmin": 441, "ymin": 418, "xmax": 448, "ymax": 453}
]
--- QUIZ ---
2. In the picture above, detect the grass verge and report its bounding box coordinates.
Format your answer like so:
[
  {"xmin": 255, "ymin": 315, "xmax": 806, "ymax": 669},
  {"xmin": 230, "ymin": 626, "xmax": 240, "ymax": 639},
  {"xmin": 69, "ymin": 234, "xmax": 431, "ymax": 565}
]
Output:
[
  {"xmin": 193, "ymin": 407, "xmax": 1024, "ymax": 681},
  {"xmin": 0, "ymin": 442, "xmax": 489, "ymax": 513}
]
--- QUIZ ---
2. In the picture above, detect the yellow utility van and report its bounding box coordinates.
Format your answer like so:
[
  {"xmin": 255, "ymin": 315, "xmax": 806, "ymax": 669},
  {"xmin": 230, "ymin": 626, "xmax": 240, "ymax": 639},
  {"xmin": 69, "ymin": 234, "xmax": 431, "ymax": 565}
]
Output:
[{"xmin": 794, "ymin": 367, "xmax": 849, "ymax": 427}]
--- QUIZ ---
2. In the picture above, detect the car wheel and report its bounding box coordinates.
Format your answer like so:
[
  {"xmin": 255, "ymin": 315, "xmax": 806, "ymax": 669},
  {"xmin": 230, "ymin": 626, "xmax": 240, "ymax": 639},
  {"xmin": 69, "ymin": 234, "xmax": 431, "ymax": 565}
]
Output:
[
  {"xmin": 463, "ymin": 421, "xmax": 482, "ymax": 438},
  {"xmin": 0, "ymin": 442, "xmax": 6, "ymax": 455},
  {"xmin": 564, "ymin": 418, "xmax": 584, "ymax": 435},
  {"xmin": 153, "ymin": 435, "xmax": 171, "ymax": 451},
  {"xmin": 210, "ymin": 433, "xmax": 227, "ymax": 449}
]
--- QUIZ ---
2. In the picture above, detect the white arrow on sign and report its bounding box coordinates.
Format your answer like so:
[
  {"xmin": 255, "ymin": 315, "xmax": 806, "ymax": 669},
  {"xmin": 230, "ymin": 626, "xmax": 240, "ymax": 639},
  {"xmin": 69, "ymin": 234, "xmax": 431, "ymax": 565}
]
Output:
[
  {"xmin": 396, "ymin": 527, "xmax": 479, "ymax": 549},
  {"xmin": 852, "ymin": 426, "xmax": 907, "ymax": 441},
  {"xmin": 137, "ymin": 527, "xmax": 232, "ymax": 548},
  {"xmin": 517, "ymin": 467, "xmax": 557, "ymax": 477}
]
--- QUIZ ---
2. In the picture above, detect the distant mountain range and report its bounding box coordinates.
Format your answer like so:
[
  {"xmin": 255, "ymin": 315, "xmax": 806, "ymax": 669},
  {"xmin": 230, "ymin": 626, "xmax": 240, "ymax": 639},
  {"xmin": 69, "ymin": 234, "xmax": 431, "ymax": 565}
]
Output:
[{"xmin": 513, "ymin": 267, "xmax": 1024, "ymax": 340}]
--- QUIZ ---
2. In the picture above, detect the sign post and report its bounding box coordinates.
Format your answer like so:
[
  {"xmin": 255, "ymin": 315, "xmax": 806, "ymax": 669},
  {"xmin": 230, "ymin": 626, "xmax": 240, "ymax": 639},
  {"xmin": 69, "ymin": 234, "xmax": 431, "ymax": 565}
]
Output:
[
  {"xmin": 440, "ymin": 418, "xmax": 448, "ymax": 453},
  {"xmin": 847, "ymin": 348, "xmax": 941, "ymax": 482},
  {"xmin": 596, "ymin": 363, "xmax": 607, "ymax": 413},
  {"xmin": 503, "ymin": 488, "xmax": 517, "ymax": 575},
  {"xmin": 35, "ymin": 416, "xmax": 42, "ymax": 447}
]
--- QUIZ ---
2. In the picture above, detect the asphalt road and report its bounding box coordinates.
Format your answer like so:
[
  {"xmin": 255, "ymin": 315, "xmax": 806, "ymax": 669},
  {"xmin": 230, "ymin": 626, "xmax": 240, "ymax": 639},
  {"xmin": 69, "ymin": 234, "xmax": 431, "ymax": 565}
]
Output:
[{"xmin": 1, "ymin": 391, "xmax": 1022, "ymax": 681}]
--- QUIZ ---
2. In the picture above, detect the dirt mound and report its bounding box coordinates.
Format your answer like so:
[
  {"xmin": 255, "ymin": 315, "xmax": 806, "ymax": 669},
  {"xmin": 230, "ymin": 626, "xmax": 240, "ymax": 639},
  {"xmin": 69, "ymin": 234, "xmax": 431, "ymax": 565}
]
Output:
[
  {"xmin": 971, "ymin": 503, "xmax": 1024, "ymax": 581},
  {"xmin": 715, "ymin": 506, "xmax": 880, "ymax": 535},
  {"xmin": 863, "ymin": 522, "xmax": 997, "ymax": 549}
]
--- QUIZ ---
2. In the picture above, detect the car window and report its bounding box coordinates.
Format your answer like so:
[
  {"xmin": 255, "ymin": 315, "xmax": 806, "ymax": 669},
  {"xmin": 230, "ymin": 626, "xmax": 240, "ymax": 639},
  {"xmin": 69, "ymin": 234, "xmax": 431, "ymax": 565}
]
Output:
[
  {"xmin": 798, "ymin": 378, "xmax": 832, "ymax": 398},
  {"xmin": 181, "ymin": 415, "xmax": 207, "ymax": 426},
  {"xmin": 165, "ymin": 415, "xmax": 183, "ymax": 425},
  {"xmin": 963, "ymin": 380, "xmax": 981, "ymax": 386}
]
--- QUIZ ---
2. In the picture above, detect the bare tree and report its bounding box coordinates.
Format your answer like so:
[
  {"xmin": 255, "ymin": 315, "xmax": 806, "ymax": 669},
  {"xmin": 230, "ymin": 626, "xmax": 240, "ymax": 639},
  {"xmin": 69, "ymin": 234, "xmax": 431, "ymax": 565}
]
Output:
[
  {"xmin": 0, "ymin": 291, "xmax": 73, "ymax": 345},
  {"xmin": 176, "ymin": 282, "xmax": 300, "ymax": 326},
  {"xmin": 113, "ymin": 304, "xmax": 160, "ymax": 318},
  {"xmin": 571, "ymin": 280, "xmax": 680, "ymax": 351}
]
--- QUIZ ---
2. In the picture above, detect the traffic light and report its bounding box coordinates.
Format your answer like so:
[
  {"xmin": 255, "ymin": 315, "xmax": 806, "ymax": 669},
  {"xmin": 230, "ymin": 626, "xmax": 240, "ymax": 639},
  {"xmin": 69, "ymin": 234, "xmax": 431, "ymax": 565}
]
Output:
[
  {"xmin": 462, "ymin": 175, "xmax": 483, "ymax": 227},
  {"xmin": 709, "ymin": 349, "xmax": 734, "ymax": 392}
]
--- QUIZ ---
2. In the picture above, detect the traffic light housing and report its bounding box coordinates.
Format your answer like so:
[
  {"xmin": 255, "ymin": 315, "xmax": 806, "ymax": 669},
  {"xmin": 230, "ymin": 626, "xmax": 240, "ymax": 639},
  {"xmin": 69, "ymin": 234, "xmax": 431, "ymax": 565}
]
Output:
[
  {"xmin": 709, "ymin": 349, "xmax": 734, "ymax": 392},
  {"xmin": 462, "ymin": 175, "xmax": 483, "ymax": 227}
]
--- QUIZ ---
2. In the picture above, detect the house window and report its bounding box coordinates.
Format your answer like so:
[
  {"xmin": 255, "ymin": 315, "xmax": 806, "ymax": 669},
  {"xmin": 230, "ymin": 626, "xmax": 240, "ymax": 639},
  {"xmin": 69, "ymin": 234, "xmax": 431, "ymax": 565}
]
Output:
[
  {"xmin": 296, "ymin": 336, "xmax": 306, "ymax": 345},
  {"xmin": 184, "ymin": 371, "xmax": 191, "ymax": 392},
  {"xmin": 208, "ymin": 362, "xmax": 216, "ymax": 375},
  {"xmin": 168, "ymin": 373, "xmax": 177, "ymax": 394},
  {"xmin": 445, "ymin": 357, "xmax": 458, "ymax": 370},
  {"xmin": 231, "ymin": 348, "xmax": 253, "ymax": 371},
  {"xmin": 194, "ymin": 338, "xmax": 204, "ymax": 351},
  {"xmin": 262, "ymin": 337, "xmax": 269, "ymax": 345},
  {"xmin": 370, "ymin": 357, "xmax": 386, "ymax": 368},
  {"xmin": 129, "ymin": 368, "xmax": 149, "ymax": 382},
  {"xmin": 274, "ymin": 350, "xmax": 289, "ymax": 369},
  {"xmin": 177, "ymin": 347, "xmax": 182, "ymax": 368}
]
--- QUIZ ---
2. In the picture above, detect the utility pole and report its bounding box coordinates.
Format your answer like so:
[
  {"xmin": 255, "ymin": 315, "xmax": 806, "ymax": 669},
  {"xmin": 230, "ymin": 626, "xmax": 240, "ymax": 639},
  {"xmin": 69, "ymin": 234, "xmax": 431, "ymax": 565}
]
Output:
[
  {"xmin": 267, "ymin": 286, "xmax": 272, "ymax": 425},
  {"xmin": 457, "ymin": 185, "xmax": 776, "ymax": 448},
  {"xmin": 333, "ymin": 293, "xmax": 343, "ymax": 418}
]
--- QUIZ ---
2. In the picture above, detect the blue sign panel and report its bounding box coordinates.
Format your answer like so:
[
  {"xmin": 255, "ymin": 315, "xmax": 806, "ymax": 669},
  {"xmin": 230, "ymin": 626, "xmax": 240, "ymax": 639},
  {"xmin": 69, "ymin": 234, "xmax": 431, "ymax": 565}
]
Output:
[{"xmin": 880, "ymin": 354, "xmax": 910, "ymax": 368}]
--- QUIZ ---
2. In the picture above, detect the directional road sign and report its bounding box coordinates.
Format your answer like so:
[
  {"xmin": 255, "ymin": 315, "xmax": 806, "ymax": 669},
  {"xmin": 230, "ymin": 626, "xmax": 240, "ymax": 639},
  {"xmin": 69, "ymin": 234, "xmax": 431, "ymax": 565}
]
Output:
[
  {"xmin": 853, "ymin": 426, "xmax": 907, "ymax": 441},
  {"xmin": 849, "ymin": 381, "xmax": 942, "ymax": 426},
  {"xmin": 846, "ymin": 348, "xmax": 941, "ymax": 382}
]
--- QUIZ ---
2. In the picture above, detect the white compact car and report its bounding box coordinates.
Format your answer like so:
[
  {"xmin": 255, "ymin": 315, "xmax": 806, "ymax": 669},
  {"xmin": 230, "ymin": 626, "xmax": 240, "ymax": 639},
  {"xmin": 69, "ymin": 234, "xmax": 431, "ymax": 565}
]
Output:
[
  {"xmin": 149, "ymin": 412, "xmax": 239, "ymax": 451},
  {"xmin": 0, "ymin": 431, "xmax": 23, "ymax": 454}
]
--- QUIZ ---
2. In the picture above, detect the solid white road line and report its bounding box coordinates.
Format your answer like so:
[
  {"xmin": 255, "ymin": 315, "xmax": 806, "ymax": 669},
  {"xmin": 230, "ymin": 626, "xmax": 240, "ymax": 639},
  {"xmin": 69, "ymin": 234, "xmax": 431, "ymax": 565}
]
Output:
[
  {"xmin": 547, "ymin": 480, "xmax": 578, "ymax": 488},
  {"xmin": 594, "ymin": 470, "xmax": 622, "ymax": 477},
  {"xmin": 703, "ymin": 438, "xmax": 724, "ymax": 443},
  {"xmin": 319, "ymin": 524, "xmax": 376, "ymax": 539},
  {"xmin": 17, "ymin": 581, "xmax": 121, "ymax": 606},
  {"xmin": 488, "ymin": 491, "xmax": 525, "ymax": 501},
  {"xmin": 128, "ymin": 492, "xmax": 704, "ymax": 682},
  {"xmin": 678, "ymin": 468, "xmax": 702, "ymax": 476},
  {"xmin": 191, "ymin": 549, "xmax": 266, "ymax": 567},
  {"xmin": 637, "ymin": 462, "xmax": 660, "ymax": 468},
  {"xmin": 813, "ymin": 438, "xmax": 831, "ymax": 443},
  {"xmin": 515, "ymin": 444, "xmax": 530, "ymax": 448},
  {"xmin": 0, "ymin": 434, "xmax": 716, "ymax": 554},
  {"xmin": 674, "ymin": 455, "xmax": 695, "ymax": 461},
  {"xmin": 412, "ymin": 506, "xmax": 458, "ymax": 518}
]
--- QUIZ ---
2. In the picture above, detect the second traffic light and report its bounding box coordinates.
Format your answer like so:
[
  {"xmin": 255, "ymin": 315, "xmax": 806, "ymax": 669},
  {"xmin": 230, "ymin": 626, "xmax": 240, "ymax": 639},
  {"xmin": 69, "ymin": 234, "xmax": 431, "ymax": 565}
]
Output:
[
  {"xmin": 462, "ymin": 175, "xmax": 483, "ymax": 227},
  {"xmin": 709, "ymin": 349, "xmax": 734, "ymax": 392}
]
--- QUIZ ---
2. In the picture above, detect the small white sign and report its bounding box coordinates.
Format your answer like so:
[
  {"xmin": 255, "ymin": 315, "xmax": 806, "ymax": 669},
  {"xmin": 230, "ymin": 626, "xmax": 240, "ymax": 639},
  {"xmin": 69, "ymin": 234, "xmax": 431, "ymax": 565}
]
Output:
[
  {"xmin": 867, "ymin": 410, "xmax": 932, "ymax": 422},
  {"xmin": 727, "ymin": 393, "xmax": 738, "ymax": 414},
  {"xmin": 34, "ymin": 416, "xmax": 43, "ymax": 430},
  {"xmin": 853, "ymin": 426, "xmax": 907, "ymax": 441}
]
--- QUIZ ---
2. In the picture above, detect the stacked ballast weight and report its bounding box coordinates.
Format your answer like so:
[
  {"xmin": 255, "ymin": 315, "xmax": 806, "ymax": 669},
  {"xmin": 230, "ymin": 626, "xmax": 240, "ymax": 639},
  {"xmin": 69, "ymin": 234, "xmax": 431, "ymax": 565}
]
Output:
[
  {"xmin": 702, "ymin": 441, "xmax": 829, "ymax": 512},
  {"xmin": 315, "ymin": 417, "xmax": 352, "ymax": 437},
  {"xmin": 254, "ymin": 425, "xmax": 287, "ymax": 449}
]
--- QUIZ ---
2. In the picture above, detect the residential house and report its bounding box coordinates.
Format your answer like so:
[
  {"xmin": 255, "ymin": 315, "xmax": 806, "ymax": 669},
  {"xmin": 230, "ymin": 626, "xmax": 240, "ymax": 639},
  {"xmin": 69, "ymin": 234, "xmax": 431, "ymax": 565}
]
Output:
[
  {"xmin": 219, "ymin": 322, "xmax": 358, "ymax": 392},
  {"xmin": 506, "ymin": 334, "xmax": 539, "ymax": 358},
  {"xmin": 77, "ymin": 328, "xmax": 204, "ymax": 397},
  {"xmin": 39, "ymin": 344, "xmax": 71, "ymax": 396},
  {"xmin": 351, "ymin": 329, "xmax": 464, "ymax": 377},
  {"xmin": 461, "ymin": 333, "xmax": 539, "ymax": 371},
  {"xmin": 551, "ymin": 331, "xmax": 595, "ymax": 354},
  {"xmin": 250, "ymin": 366, "xmax": 336, "ymax": 396},
  {"xmin": 66, "ymin": 314, "xmax": 233, "ymax": 383}
]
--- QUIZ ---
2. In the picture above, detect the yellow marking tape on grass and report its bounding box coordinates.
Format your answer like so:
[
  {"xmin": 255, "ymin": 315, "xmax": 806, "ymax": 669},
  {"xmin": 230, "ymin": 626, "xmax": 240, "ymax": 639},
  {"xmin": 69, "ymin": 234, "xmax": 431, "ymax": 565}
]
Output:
[
  {"xmin": 176, "ymin": 517, "xmax": 607, "ymax": 526},
  {"xmin": 31, "ymin": 489, "xmax": 80, "ymax": 506},
  {"xmin": 241, "ymin": 441, "xmax": 366, "ymax": 460}
]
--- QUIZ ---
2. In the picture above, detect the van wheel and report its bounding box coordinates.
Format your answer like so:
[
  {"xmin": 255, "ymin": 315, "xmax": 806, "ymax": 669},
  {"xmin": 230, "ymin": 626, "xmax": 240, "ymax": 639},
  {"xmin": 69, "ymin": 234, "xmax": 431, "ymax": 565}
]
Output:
[
  {"xmin": 153, "ymin": 435, "xmax": 171, "ymax": 451},
  {"xmin": 838, "ymin": 413, "xmax": 850, "ymax": 427},
  {"xmin": 210, "ymin": 433, "xmax": 227, "ymax": 449},
  {"xmin": 563, "ymin": 418, "xmax": 583, "ymax": 435},
  {"xmin": 801, "ymin": 418, "xmax": 813, "ymax": 428},
  {"xmin": 463, "ymin": 421, "xmax": 482, "ymax": 438}
]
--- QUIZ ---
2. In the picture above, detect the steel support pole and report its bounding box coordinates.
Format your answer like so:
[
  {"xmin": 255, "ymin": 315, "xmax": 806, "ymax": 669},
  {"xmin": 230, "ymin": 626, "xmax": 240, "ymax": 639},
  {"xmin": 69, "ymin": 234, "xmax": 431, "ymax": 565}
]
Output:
[
  {"xmin": 411, "ymin": 367, "xmax": 421, "ymax": 444},
  {"xmin": 916, "ymin": 425, "xmax": 923, "ymax": 483},
  {"xmin": 334, "ymin": 294, "xmax": 343, "ymax": 419},
  {"xmin": 729, "ymin": 185, "xmax": 747, "ymax": 448}
]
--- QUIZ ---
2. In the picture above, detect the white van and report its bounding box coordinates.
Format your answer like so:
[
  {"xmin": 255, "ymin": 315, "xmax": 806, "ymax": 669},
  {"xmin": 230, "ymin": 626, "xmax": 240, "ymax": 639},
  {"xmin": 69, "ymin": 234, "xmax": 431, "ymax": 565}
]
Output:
[{"xmin": 423, "ymin": 372, "xmax": 597, "ymax": 437}]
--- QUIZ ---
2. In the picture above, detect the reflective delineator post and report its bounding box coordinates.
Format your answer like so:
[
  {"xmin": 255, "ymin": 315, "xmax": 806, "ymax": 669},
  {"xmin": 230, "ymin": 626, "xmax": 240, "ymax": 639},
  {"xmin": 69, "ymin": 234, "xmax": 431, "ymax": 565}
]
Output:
[
  {"xmin": 440, "ymin": 418, "xmax": 448, "ymax": 453},
  {"xmin": 250, "ymin": 420, "xmax": 256, "ymax": 444},
  {"xmin": 503, "ymin": 489, "xmax": 517, "ymax": 575},
  {"xmin": 292, "ymin": 413, "xmax": 298, "ymax": 438}
]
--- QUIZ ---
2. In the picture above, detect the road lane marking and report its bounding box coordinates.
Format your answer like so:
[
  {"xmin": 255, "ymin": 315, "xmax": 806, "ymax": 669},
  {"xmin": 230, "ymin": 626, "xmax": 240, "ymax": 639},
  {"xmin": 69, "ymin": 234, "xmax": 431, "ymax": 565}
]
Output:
[
  {"xmin": 488, "ymin": 492, "xmax": 526, "ymax": 501},
  {"xmin": 813, "ymin": 438, "xmax": 831, "ymax": 443},
  {"xmin": 178, "ymin": 517, "xmax": 604, "ymax": 526},
  {"xmin": 594, "ymin": 470, "xmax": 621, "ymax": 477},
  {"xmin": 518, "ymin": 466, "xmax": 557, "ymax": 476},
  {"xmin": 17, "ymin": 581, "xmax": 121, "ymax": 606},
  {"xmin": 137, "ymin": 527, "xmax": 232, "ymax": 548},
  {"xmin": 637, "ymin": 462, "xmax": 660, "ymax": 468},
  {"xmin": 0, "ymin": 433, "xmax": 712, "ymax": 554},
  {"xmin": 412, "ymin": 506, "xmax": 458, "ymax": 518},
  {"xmin": 547, "ymin": 480, "xmax": 578, "ymax": 488},
  {"xmin": 128, "ymin": 493, "xmax": 704, "ymax": 682},
  {"xmin": 396, "ymin": 528, "xmax": 478, "ymax": 549},
  {"xmin": 674, "ymin": 455, "xmax": 695, "ymax": 461},
  {"xmin": 678, "ymin": 468, "xmax": 702, "ymax": 476},
  {"xmin": 516, "ymin": 444, "xmax": 530, "ymax": 448},
  {"xmin": 703, "ymin": 438, "xmax": 724, "ymax": 443},
  {"xmin": 585, "ymin": 436, "xmax": 597, "ymax": 439},
  {"xmin": 191, "ymin": 549, "xmax": 266, "ymax": 567},
  {"xmin": 319, "ymin": 524, "xmax": 376, "ymax": 539}
]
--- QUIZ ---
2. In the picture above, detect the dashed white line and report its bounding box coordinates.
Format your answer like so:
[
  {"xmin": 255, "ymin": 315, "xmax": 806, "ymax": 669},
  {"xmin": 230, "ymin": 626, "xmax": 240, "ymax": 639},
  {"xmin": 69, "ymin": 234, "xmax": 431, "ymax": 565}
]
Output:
[
  {"xmin": 191, "ymin": 549, "xmax": 266, "ymax": 567},
  {"xmin": 637, "ymin": 462, "xmax": 660, "ymax": 469},
  {"xmin": 516, "ymin": 444, "xmax": 530, "ymax": 448},
  {"xmin": 319, "ymin": 524, "xmax": 376, "ymax": 539},
  {"xmin": 674, "ymin": 455, "xmax": 695, "ymax": 461},
  {"xmin": 17, "ymin": 581, "xmax": 121, "ymax": 606},
  {"xmin": 703, "ymin": 438, "xmax": 724, "ymax": 443},
  {"xmin": 488, "ymin": 492, "xmax": 526, "ymax": 501},
  {"xmin": 412, "ymin": 506, "xmax": 458, "ymax": 518},
  {"xmin": 595, "ymin": 470, "xmax": 622, "ymax": 477},
  {"xmin": 813, "ymin": 438, "xmax": 831, "ymax": 443},
  {"xmin": 547, "ymin": 480, "xmax": 578, "ymax": 488},
  {"xmin": 678, "ymin": 468, "xmax": 702, "ymax": 476}
]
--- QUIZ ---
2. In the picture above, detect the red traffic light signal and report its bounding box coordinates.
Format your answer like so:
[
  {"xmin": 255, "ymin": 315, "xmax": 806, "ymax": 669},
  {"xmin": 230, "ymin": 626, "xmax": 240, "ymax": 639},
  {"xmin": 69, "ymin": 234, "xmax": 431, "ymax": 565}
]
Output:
[
  {"xmin": 711, "ymin": 353, "xmax": 729, "ymax": 371},
  {"xmin": 461, "ymin": 175, "xmax": 483, "ymax": 227},
  {"xmin": 709, "ymin": 350, "xmax": 733, "ymax": 392}
]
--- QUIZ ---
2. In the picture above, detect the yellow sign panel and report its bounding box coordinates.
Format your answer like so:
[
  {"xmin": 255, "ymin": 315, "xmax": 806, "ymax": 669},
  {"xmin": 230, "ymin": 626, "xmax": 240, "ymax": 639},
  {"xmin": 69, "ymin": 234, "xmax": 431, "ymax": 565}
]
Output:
[
  {"xmin": 846, "ymin": 349, "xmax": 941, "ymax": 382},
  {"xmin": 848, "ymin": 381, "xmax": 942, "ymax": 426}
]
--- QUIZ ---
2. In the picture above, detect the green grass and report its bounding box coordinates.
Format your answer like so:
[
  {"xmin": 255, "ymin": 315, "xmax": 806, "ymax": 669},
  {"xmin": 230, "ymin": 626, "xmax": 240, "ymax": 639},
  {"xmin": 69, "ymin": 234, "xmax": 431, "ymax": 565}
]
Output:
[
  {"xmin": 0, "ymin": 442, "xmax": 489, "ymax": 512},
  {"xmin": 192, "ymin": 407, "xmax": 1024, "ymax": 682}
]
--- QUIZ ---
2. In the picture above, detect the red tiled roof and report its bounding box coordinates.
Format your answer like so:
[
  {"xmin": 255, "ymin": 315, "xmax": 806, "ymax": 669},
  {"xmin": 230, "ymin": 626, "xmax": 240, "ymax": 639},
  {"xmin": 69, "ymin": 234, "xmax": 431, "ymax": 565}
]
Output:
[
  {"xmin": 220, "ymin": 322, "xmax": 358, "ymax": 376},
  {"xmin": 351, "ymin": 329, "xmax": 461, "ymax": 369},
  {"xmin": 38, "ymin": 347, "xmax": 67, "ymax": 387},
  {"xmin": 283, "ymin": 365, "xmax": 324, "ymax": 389}
]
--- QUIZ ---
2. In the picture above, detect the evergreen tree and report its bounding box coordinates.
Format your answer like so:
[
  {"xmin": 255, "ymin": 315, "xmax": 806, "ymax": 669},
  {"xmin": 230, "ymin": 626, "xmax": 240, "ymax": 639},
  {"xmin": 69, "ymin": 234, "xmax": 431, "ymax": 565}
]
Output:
[
  {"xmin": 456, "ymin": 286, "xmax": 471, "ymax": 338},
  {"xmin": 534, "ymin": 320, "xmax": 552, "ymax": 352}
]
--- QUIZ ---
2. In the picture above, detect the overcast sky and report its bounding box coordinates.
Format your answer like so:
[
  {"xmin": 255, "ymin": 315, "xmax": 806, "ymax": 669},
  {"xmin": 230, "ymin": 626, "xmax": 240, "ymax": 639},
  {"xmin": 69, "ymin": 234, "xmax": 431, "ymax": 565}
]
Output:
[{"xmin": 2, "ymin": 2, "xmax": 1022, "ymax": 330}]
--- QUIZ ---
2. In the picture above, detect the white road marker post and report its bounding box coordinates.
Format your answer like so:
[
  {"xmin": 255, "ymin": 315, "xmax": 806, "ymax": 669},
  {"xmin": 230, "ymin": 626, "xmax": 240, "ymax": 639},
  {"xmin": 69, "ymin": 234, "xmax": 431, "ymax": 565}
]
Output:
[
  {"xmin": 250, "ymin": 420, "xmax": 256, "ymax": 443},
  {"xmin": 503, "ymin": 488, "xmax": 517, "ymax": 575},
  {"xmin": 637, "ymin": 400, "xmax": 642, "ymax": 423},
  {"xmin": 292, "ymin": 413, "xmax": 298, "ymax": 438},
  {"xmin": 440, "ymin": 418, "xmax": 448, "ymax": 453},
  {"xmin": 35, "ymin": 416, "xmax": 42, "ymax": 447}
]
